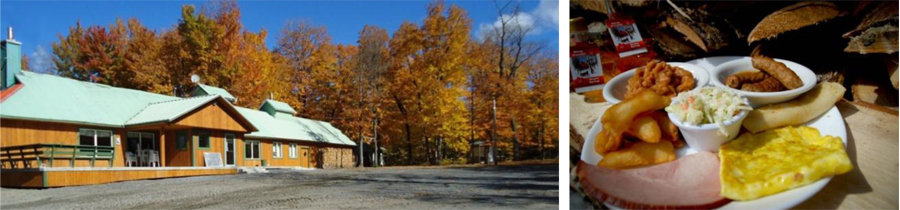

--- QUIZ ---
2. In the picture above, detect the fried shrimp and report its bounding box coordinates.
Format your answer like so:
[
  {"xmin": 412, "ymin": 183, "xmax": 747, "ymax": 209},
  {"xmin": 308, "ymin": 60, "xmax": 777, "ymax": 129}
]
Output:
[{"xmin": 625, "ymin": 60, "xmax": 695, "ymax": 99}]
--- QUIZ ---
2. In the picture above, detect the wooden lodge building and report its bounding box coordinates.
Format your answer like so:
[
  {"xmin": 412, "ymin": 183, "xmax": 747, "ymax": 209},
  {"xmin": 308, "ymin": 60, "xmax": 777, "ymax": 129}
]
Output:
[{"xmin": 0, "ymin": 33, "xmax": 355, "ymax": 188}]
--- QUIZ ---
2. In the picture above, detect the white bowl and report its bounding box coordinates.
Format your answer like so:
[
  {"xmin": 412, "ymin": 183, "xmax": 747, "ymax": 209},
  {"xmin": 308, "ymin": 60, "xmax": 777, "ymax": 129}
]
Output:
[
  {"xmin": 666, "ymin": 98, "xmax": 750, "ymax": 152},
  {"xmin": 603, "ymin": 62, "xmax": 709, "ymax": 104},
  {"xmin": 710, "ymin": 57, "xmax": 816, "ymax": 107}
]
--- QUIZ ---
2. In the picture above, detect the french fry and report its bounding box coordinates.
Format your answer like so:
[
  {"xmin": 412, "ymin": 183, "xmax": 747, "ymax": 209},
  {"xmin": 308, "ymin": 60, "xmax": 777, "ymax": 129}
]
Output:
[
  {"xmin": 647, "ymin": 111, "xmax": 680, "ymax": 142},
  {"xmin": 625, "ymin": 115, "xmax": 661, "ymax": 143},
  {"xmin": 595, "ymin": 91, "xmax": 671, "ymax": 155},
  {"xmin": 598, "ymin": 141, "xmax": 676, "ymax": 169}
]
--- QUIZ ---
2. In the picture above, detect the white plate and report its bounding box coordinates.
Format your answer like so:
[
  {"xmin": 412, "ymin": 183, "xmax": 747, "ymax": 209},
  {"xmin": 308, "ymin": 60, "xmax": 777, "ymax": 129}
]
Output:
[
  {"xmin": 582, "ymin": 56, "xmax": 848, "ymax": 209},
  {"xmin": 582, "ymin": 106, "xmax": 846, "ymax": 210},
  {"xmin": 602, "ymin": 62, "xmax": 710, "ymax": 104}
]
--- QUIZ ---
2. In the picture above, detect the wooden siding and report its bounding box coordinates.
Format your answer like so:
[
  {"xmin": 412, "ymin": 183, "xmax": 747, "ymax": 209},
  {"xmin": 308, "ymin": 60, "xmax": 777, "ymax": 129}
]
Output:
[
  {"xmin": 0, "ymin": 119, "xmax": 76, "ymax": 147},
  {"xmin": 44, "ymin": 169, "xmax": 236, "ymax": 187},
  {"xmin": 174, "ymin": 103, "xmax": 247, "ymax": 133},
  {"xmin": 241, "ymin": 138, "xmax": 354, "ymax": 168},
  {"xmin": 164, "ymin": 130, "xmax": 192, "ymax": 166},
  {"xmin": 0, "ymin": 168, "xmax": 237, "ymax": 188},
  {"xmin": 192, "ymin": 130, "xmax": 240, "ymax": 167},
  {"xmin": 0, "ymin": 171, "xmax": 43, "ymax": 188},
  {"xmin": 1, "ymin": 119, "xmax": 126, "ymax": 167},
  {"xmin": 258, "ymin": 139, "xmax": 304, "ymax": 167}
]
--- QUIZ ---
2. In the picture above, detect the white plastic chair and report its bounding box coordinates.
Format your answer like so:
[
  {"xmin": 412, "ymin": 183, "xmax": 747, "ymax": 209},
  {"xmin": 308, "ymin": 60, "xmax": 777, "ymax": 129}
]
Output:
[
  {"xmin": 139, "ymin": 150, "xmax": 151, "ymax": 166},
  {"xmin": 147, "ymin": 150, "xmax": 160, "ymax": 167},
  {"xmin": 125, "ymin": 152, "xmax": 138, "ymax": 167}
]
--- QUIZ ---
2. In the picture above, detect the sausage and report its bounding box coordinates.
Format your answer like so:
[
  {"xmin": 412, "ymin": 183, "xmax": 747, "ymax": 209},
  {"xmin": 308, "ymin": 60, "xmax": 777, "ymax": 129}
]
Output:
[{"xmin": 751, "ymin": 56, "xmax": 803, "ymax": 89}]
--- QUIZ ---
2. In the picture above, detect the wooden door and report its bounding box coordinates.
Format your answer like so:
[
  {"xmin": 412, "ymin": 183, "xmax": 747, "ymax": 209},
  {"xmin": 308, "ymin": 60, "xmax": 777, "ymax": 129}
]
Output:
[{"xmin": 300, "ymin": 146, "xmax": 311, "ymax": 168}]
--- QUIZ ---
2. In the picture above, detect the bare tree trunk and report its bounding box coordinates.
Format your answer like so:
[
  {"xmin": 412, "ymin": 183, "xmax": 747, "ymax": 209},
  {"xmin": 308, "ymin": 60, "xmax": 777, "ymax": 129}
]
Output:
[
  {"xmin": 405, "ymin": 123, "xmax": 412, "ymax": 164},
  {"xmin": 539, "ymin": 119, "xmax": 545, "ymax": 160},
  {"xmin": 424, "ymin": 135, "xmax": 432, "ymax": 165},
  {"xmin": 511, "ymin": 117, "xmax": 518, "ymax": 161},
  {"xmin": 358, "ymin": 133, "xmax": 364, "ymax": 167},
  {"xmin": 373, "ymin": 116, "xmax": 379, "ymax": 167},
  {"xmin": 491, "ymin": 97, "xmax": 498, "ymax": 165}
]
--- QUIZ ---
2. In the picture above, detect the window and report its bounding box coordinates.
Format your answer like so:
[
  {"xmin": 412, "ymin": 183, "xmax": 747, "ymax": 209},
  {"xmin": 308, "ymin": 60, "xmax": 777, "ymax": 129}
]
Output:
[
  {"xmin": 78, "ymin": 128, "xmax": 113, "ymax": 147},
  {"xmin": 244, "ymin": 140, "xmax": 260, "ymax": 159},
  {"xmin": 197, "ymin": 130, "xmax": 210, "ymax": 149},
  {"xmin": 289, "ymin": 144, "xmax": 297, "ymax": 158},
  {"xmin": 126, "ymin": 132, "xmax": 155, "ymax": 154},
  {"xmin": 176, "ymin": 131, "xmax": 188, "ymax": 150},
  {"xmin": 273, "ymin": 142, "xmax": 283, "ymax": 158}
]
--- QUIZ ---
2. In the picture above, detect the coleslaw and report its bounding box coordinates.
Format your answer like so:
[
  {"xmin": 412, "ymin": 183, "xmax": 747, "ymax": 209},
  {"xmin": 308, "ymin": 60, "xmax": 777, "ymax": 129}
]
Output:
[{"xmin": 665, "ymin": 87, "xmax": 752, "ymax": 134}]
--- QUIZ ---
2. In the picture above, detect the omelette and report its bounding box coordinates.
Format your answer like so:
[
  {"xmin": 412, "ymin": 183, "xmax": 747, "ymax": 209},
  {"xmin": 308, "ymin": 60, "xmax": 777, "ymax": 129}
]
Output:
[{"xmin": 719, "ymin": 126, "xmax": 853, "ymax": 201}]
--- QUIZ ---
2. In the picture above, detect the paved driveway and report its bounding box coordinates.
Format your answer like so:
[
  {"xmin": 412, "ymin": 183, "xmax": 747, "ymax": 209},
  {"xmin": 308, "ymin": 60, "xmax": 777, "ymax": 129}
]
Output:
[{"xmin": 1, "ymin": 164, "xmax": 558, "ymax": 209}]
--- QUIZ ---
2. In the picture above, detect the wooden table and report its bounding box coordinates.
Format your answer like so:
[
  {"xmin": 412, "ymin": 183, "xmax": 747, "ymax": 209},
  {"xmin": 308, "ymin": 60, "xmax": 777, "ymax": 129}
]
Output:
[{"xmin": 569, "ymin": 93, "xmax": 899, "ymax": 209}]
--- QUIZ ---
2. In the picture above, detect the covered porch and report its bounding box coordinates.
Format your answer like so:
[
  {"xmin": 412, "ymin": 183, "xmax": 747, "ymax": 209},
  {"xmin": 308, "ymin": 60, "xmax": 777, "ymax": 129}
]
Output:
[{"xmin": 0, "ymin": 95, "xmax": 257, "ymax": 188}]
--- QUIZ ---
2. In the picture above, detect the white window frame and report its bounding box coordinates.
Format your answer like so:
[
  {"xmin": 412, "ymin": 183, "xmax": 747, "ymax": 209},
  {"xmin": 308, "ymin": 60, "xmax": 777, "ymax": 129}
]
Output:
[
  {"xmin": 245, "ymin": 140, "xmax": 260, "ymax": 159},
  {"xmin": 289, "ymin": 144, "xmax": 297, "ymax": 158},
  {"xmin": 273, "ymin": 142, "xmax": 283, "ymax": 158},
  {"xmin": 79, "ymin": 128, "xmax": 114, "ymax": 147}
]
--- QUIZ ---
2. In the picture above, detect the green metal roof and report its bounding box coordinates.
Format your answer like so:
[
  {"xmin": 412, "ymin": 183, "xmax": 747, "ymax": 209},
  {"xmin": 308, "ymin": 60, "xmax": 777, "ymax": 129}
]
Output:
[
  {"xmin": 1, "ymin": 71, "xmax": 177, "ymax": 127},
  {"xmin": 237, "ymin": 107, "xmax": 355, "ymax": 146},
  {"xmin": 1, "ymin": 71, "xmax": 351, "ymax": 146},
  {"xmin": 260, "ymin": 99, "xmax": 296, "ymax": 114},
  {"xmin": 193, "ymin": 83, "xmax": 237, "ymax": 102},
  {"xmin": 125, "ymin": 95, "xmax": 219, "ymax": 126}
]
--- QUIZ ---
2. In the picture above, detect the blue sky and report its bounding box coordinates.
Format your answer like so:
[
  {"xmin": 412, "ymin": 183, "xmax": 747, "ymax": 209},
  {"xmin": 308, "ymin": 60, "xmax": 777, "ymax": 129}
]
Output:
[{"xmin": 1, "ymin": 0, "xmax": 558, "ymax": 70}]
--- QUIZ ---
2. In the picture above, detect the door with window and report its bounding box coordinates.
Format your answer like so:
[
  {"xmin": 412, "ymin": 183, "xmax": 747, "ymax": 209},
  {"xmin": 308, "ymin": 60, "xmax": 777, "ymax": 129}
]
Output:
[
  {"xmin": 224, "ymin": 134, "xmax": 235, "ymax": 166},
  {"xmin": 300, "ymin": 146, "xmax": 311, "ymax": 168},
  {"xmin": 126, "ymin": 132, "xmax": 156, "ymax": 166}
]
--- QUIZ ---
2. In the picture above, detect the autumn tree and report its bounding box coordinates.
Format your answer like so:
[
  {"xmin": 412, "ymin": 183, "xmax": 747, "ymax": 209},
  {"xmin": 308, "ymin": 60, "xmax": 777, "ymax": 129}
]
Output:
[
  {"xmin": 276, "ymin": 20, "xmax": 337, "ymax": 118},
  {"xmin": 44, "ymin": 0, "xmax": 558, "ymax": 166},
  {"xmin": 353, "ymin": 25, "xmax": 390, "ymax": 166},
  {"xmin": 481, "ymin": 0, "xmax": 544, "ymax": 162},
  {"xmin": 385, "ymin": 21, "xmax": 425, "ymax": 164}
]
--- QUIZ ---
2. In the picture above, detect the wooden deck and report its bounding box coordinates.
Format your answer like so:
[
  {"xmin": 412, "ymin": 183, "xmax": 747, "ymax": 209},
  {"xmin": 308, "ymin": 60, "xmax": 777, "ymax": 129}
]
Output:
[{"xmin": 1, "ymin": 167, "xmax": 237, "ymax": 188}]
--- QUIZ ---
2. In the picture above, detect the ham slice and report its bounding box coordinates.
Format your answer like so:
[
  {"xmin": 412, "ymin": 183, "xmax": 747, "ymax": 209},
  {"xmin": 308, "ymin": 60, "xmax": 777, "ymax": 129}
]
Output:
[{"xmin": 577, "ymin": 152, "xmax": 730, "ymax": 209}]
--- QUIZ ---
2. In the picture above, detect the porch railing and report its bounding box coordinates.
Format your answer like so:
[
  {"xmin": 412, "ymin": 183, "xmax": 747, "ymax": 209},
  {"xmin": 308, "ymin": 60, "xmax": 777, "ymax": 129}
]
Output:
[{"xmin": 0, "ymin": 144, "xmax": 115, "ymax": 169}]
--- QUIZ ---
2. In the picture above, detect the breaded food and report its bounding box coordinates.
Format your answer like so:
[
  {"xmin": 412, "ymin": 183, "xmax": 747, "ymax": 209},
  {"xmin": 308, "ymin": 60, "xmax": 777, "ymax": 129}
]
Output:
[
  {"xmin": 625, "ymin": 60, "xmax": 695, "ymax": 99},
  {"xmin": 751, "ymin": 56, "xmax": 803, "ymax": 89},
  {"xmin": 719, "ymin": 126, "xmax": 852, "ymax": 200},
  {"xmin": 647, "ymin": 111, "xmax": 680, "ymax": 143},
  {"xmin": 725, "ymin": 71, "xmax": 766, "ymax": 89},
  {"xmin": 741, "ymin": 74, "xmax": 786, "ymax": 92},
  {"xmin": 598, "ymin": 141, "xmax": 676, "ymax": 169},
  {"xmin": 595, "ymin": 91, "xmax": 671, "ymax": 155},
  {"xmin": 742, "ymin": 82, "xmax": 846, "ymax": 133},
  {"xmin": 625, "ymin": 115, "xmax": 662, "ymax": 143}
]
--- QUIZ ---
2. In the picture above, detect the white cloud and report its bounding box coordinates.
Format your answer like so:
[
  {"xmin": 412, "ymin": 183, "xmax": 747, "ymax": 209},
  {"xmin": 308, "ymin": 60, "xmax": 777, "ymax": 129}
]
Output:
[
  {"xmin": 476, "ymin": 0, "xmax": 559, "ymax": 40},
  {"xmin": 534, "ymin": 0, "xmax": 559, "ymax": 28},
  {"xmin": 28, "ymin": 45, "xmax": 56, "ymax": 74}
]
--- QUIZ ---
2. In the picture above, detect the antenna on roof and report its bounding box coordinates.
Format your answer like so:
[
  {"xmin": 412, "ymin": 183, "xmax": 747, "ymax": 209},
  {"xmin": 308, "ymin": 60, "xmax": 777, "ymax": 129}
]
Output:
[
  {"xmin": 270, "ymin": 92, "xmax": 274, "ymax": 100},
  {"xmin": 7, "ymin": 27, "xmax": 12, "ymax": 40},
  {"xmin": 190, "ymin": 74, "xmax": 200, "ymax": 84}
]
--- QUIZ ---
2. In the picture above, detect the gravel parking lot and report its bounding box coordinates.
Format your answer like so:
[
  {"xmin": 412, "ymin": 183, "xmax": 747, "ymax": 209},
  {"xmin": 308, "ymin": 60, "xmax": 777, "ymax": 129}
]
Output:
[{"xmin": 1, "ymin": 164, "xmax": 558, "ymax": 209}]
